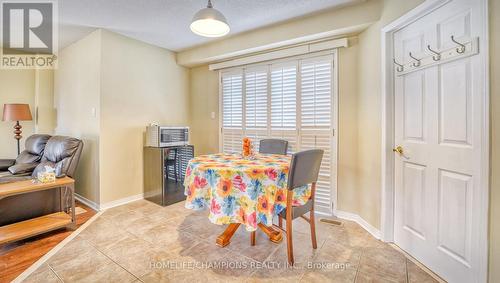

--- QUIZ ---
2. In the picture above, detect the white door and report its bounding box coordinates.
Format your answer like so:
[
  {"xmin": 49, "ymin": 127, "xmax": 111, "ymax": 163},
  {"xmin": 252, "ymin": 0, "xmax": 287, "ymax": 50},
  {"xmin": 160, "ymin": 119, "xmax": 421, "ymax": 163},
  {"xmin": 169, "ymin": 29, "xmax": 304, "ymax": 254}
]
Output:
[{"xmin": 393, "ymin": 0, "xmax": 487, "ymax": 282}]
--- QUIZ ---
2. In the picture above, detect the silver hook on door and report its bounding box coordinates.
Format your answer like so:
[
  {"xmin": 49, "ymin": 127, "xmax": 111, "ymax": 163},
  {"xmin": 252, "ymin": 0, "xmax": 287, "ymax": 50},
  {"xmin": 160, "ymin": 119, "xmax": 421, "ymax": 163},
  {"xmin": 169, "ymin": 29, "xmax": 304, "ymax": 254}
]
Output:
[
  {"xmin": 451, "ymin": 35, "xmax": 466, "ymax": 54},
  {"xmin": 427, "ymin": 45, "xmax": 441, "ymax": 61},
  {"xmin": 409, "ymin": 52, "xmax": 421, "ymax": 67},
  {"xmin": 393, "ymin": 58, "xmax": 404, "ymax": 72}
]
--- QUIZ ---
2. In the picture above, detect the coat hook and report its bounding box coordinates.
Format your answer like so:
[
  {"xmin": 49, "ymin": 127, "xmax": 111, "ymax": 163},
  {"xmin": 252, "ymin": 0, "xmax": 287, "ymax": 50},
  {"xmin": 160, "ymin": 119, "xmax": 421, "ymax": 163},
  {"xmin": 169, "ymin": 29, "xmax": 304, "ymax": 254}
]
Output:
[
  {"xmin": 393, "ymin": 58, "xmax": 404, "ymax": 72},
  {"xmin": 409, "ymin": 52, "xmax": 421, "ymax": 67},
  {"xmin": 427, "ymin": 45, "xmax": 441, "ymax": 61},
  {"xmin": 451, "ymin": 35, "xmax": 466, "ymax": 54}
]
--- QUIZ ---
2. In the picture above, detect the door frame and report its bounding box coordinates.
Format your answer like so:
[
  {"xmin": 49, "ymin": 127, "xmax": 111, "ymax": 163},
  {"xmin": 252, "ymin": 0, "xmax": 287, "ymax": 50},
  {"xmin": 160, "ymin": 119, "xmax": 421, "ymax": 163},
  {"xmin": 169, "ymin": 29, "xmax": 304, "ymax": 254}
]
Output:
[{"xmin": 380, "ymin": 0, "xmax": 490, "ymax": 281}]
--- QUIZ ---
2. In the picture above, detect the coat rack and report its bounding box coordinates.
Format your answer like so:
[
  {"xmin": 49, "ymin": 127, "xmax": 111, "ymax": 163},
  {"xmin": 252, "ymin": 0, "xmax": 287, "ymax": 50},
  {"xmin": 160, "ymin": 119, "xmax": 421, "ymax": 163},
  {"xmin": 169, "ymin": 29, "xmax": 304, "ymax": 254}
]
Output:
[{"xmin": 393, "ymin": 36, "xmax": 478, "ymax": 76}]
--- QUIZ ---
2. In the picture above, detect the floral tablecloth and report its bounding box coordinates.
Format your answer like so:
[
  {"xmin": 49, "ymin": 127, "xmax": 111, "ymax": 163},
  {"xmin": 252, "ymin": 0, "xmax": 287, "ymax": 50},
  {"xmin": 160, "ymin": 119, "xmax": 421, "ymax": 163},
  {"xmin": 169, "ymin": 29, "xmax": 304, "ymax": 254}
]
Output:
[{"xmin": 184, "ymin": 153, "xmax": 311, "ymax": 231}]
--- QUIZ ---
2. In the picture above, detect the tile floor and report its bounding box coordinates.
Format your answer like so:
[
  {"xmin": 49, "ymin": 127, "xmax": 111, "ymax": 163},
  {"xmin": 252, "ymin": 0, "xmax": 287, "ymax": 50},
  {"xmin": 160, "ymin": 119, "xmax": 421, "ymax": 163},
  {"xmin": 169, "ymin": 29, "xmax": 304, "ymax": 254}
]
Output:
[{"xmin": 22, "ymin": 200, "xmax": 439, "ymax": 283}]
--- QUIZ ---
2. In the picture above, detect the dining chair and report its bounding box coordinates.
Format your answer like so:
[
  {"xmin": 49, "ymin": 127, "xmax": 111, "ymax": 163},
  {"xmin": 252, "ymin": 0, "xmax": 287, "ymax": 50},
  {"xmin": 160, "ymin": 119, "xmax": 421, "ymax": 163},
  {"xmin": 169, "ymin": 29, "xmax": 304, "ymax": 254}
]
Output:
[
  {"xmin": 251, "ymin": 149, "xmax": 324, "ymax": 265},
  {"xmin": 258, "ymin": 139, "xmax": 288, "ymax": 155},
  {"xmin": 165, "ymin": 147, "xmax": 178, "ymax": 182}
]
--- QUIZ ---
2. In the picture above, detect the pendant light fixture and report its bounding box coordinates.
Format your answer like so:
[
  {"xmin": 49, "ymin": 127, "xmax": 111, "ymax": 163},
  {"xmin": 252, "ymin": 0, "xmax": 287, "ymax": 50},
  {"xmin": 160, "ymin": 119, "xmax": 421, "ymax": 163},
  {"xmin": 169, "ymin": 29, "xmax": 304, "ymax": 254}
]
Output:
[{"xmin": 190, "ymin": 0, "xmax": 230, "ymax": 37}]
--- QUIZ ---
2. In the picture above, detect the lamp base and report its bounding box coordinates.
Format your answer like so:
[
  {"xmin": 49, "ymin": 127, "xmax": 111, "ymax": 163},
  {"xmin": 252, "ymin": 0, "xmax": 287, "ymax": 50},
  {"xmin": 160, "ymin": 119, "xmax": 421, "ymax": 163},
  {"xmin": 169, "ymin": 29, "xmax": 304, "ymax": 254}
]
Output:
[{"xmin": 13, "ymin": 121, "xmax": 22, "ymax": 155}]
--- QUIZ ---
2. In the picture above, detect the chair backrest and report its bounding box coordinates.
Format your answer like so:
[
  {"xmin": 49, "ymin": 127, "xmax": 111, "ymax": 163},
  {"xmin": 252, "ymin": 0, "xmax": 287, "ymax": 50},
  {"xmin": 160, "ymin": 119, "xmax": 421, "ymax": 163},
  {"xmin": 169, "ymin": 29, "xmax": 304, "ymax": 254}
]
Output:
[
  {"xmin": 259, "ymin": 139, "xmax": 288, "ymax": 155},
  {"xmin": 32, "ymin": 136, "xmax": 84, "ymax": 178},
  {"xmin": 287, "ymin": 149, "xmax": 324, "ymax": 190},
  {"xmin": 15, "ymin": 134, "xmax": 51, "ymax": 164}
]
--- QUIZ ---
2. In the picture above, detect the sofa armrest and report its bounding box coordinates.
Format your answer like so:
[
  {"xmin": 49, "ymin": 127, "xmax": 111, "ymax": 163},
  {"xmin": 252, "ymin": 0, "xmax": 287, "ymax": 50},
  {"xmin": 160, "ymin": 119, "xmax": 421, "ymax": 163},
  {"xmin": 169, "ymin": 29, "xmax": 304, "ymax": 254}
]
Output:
[
  {"xmin": 0, "ymin": 159, "xmax": 15, "ymax": 171},
  {"xmin": 8, "ymin": 163, "xmax": 38, "ymax": 175}
]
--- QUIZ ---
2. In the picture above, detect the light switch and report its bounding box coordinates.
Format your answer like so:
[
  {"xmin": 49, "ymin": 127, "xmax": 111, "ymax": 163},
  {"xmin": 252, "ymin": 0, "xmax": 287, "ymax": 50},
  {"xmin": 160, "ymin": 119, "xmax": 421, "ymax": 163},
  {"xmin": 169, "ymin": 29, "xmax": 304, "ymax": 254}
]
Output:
[
  {"xmin": 211, "ymin": 112, "xmax": 216, "ymax": 119},
  {"xmin": 91, "ymin": 107, "xmax": 96, "ymax": 117}
]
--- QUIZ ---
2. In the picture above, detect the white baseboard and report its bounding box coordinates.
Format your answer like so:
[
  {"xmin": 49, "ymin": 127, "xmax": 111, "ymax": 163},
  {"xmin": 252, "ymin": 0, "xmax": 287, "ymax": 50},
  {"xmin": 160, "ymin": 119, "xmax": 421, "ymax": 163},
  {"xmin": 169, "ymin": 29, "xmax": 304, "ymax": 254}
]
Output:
[
  {"xmin": 99, "ymin": 193, "xmax": 144, "ymax": 210},
  {"xmin": 333, "ymin": 210, "xmax": 382, "ymax": 240},
  {"xmin": 76, "ymin": 192, "xmax": 145, "ymax": 211},
  {"xmin": 74, "ymin": 193, "xmax": 100, "ymax": 211}
]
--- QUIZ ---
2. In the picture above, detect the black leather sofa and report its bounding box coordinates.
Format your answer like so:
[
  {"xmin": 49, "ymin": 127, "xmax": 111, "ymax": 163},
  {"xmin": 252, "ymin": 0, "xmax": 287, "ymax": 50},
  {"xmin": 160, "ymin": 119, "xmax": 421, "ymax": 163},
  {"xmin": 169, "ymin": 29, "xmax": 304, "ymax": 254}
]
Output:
[{"xmin": 0, "ymin": 135, "xmax": 83, "ymax": 226}]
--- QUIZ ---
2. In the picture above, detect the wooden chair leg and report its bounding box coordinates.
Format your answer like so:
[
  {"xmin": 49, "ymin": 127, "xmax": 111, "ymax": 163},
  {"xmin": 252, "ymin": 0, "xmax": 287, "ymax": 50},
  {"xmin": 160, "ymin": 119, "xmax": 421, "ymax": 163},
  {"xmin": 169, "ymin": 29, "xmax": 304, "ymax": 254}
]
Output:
[
  {"xmin": 251, "ymin": 231, "xmax": 256, "ymax": 246},
  {"xmin": 310, "ymin": 210, "xmax": 317, "ymax": 249},
  {"xmin": 286, "ymin": 190, "xmax": 294, "ymax": 266},
  {"xmin": 310, "ymin": 182, "xmax": 318, "ymax": 249},
  {"xmin": 286, "ymin": 216, "xmax": 294, "ymax": 265}
]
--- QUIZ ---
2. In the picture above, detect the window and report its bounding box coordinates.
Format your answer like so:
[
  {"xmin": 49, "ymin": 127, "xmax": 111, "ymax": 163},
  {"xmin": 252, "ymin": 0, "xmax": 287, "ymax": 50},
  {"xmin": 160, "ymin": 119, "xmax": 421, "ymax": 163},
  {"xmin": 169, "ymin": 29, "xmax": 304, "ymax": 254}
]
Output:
[
  {"xmin": 221, "ymin": 71, "xmax": 243, "ymax": 154},
  {"xmin": 220, "ymin": 53, "xmax": 337, "ymax": 215}
]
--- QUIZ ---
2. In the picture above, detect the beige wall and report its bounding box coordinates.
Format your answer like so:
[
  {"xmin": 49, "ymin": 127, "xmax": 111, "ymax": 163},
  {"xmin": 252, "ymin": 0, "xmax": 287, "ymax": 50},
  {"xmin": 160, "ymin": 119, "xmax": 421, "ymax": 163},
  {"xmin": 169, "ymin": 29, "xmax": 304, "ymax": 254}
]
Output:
[
  {"xmin": 188, "ymin": 65, "xmax": 220, "ymax": 156},
  {"xmin": 99, "ymin": 30, "xmax": 190, "ymax": 204},
  {"xmin": 336, "ymin": 39, "xmax": 361, "ymax": 214},
  {"xmin": 54, "ymin": 30, "xmax": 102, "ymax": 203},
  {"xmin": 0, "ymin": 69, "xmax": 35, "ymax": 158},
  {"xmin": 489, "ymin": 0, "xmax": 499, "ymax": 281},
  {"xmin": 0, "ymin": 68, "xmax": 55, "ymax": 159},
  {"xmin": 55, "ymin": 29, "xmax": 190, "ymax": 205},
  {"xmin": 35, "ymin": 69, "xmax": 56, "ymax": 134}
]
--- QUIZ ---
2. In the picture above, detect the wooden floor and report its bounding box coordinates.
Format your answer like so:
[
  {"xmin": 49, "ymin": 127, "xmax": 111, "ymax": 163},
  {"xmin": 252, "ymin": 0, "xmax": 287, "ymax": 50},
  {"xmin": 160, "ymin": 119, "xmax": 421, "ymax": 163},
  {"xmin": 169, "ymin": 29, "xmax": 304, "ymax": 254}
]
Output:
[{"xmin": 0, "ymin": 201, "xmax": 96, "ymax": 283}]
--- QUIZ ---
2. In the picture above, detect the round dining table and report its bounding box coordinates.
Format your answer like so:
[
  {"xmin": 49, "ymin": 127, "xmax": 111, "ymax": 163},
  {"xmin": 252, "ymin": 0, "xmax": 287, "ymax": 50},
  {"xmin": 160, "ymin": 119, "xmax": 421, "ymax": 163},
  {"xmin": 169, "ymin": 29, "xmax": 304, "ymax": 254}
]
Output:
[{"xmin": 184, "ymin": 153, "xmax": 311, "ymax": 247}]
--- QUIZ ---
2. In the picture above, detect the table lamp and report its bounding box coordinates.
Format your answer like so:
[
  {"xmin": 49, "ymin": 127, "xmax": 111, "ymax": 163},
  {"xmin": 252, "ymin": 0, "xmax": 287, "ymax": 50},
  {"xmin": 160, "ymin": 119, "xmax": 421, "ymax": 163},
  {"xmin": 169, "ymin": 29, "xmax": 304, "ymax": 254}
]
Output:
[{"xmin": 2, "ymin": 104, "xmax": 33, "ymax": 155}]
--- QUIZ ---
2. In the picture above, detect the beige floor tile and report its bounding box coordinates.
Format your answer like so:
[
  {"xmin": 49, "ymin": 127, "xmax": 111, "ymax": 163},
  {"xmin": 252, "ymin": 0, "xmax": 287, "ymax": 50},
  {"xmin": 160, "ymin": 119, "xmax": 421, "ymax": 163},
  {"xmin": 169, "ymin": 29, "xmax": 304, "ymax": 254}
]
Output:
[
  {"xmin": 100, "ymin": 235, "xmax": 173, "ymax": 278},
  {"xmin": 312, "ymin": 238, "xmax": 362, "ymax": 270},
  {"xmin": 265, "ymin": 229, "xmax": 324, "ymax": 267},
  {"xmin": 357, "ymin": 246, "xmax": 407, "ymax": 283},
  {"xmin": 78, "ymin": 217, "xmax": 131, "ymax": 250},
  {"xmin": 355, "ymin": 271, "xmax": 404, "ymax": 283},
  {"xmin": 140, "ymin": 253, "xmax": 249, "ymax": 283},
  {"xmin": 100, "ymin": 204, "xmax": 132, "ymax": 218},
  {"xmin": 23, "ymin": 264, "xmax": 61, "ymax": 283},
  {"xmin": 248, "ymin": 264, "xmax": 305, "ymax": 283},
  {"xmin": 225, "ymin": 228, "xmax": 282, "ymax": 263},
  {"xmin": 103, "ymin": 209, "xmax": 147, "ymax": 229},
  {"xmin": 133, "ymin": 224, "xmax": 201, "ymax": 256},
  {"xmin": 141, "ymin": 266, "xmax": 242, "ymax": 283},
  {"xmin": 122, "ymin": 214, "xmax": 168, "ymax": 235},
  {"xmin": 48, "ymin": 239, "xmax": 137, "ymax": 282},
  {"xmin": 181, "ymin": 220, "xmax": 228, "ymax": 241},
  {"xmin": 147, "ymin": 206, "xmax": 193, "ymax": 223},
  {"xmin": 162, "ymin": 212, "xmax": 208, "ymax": 230},
  {"xmin": 46, "ymin": 236, "xmax": 97, "ymax": 267},
  {"xmin": 126, "ymin": 199, "xmax": 162, "ymax": 213},
  {"xmin": 301, "ymin": 268, "xmax": 357, "ymax": 283},
  {"xmin": 407, "ymin": 260, "xmax": 439, "ymax": 283},
  {"xmin": 22, "ymin": 200, "xmax": 440, "ymax": 283}
]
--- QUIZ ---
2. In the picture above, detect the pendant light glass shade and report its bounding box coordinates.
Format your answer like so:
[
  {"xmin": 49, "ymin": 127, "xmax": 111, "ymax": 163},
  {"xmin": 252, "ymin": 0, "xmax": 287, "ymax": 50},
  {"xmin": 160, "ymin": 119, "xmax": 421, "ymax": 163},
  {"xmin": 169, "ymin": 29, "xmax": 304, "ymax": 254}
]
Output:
[{"xmin": 190, "ymin": 0, "xmax": 230, "ymax": 37}]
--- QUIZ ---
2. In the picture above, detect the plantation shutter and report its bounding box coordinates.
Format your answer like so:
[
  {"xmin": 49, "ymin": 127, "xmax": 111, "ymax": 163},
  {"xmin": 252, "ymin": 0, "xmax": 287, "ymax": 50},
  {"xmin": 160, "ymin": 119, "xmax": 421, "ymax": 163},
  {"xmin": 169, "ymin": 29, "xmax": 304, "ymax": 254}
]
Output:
[
  {"xmin": 300, "ymin": 56, "xmax": 334, "ymax": 214},
  {"xmin": 270, "ymin": 63, "xmax": 298, "ymax": 153},
  {"xmin": 221, "ymin": 71, "xmax": 243, "ymax": 153},
  {"xmin": 245, "ymin": 67, "xmax": 268, "ymax": 151},
  {"xmin": 219, "ymin": 53, "xmax": 336, "ymax": 215}
]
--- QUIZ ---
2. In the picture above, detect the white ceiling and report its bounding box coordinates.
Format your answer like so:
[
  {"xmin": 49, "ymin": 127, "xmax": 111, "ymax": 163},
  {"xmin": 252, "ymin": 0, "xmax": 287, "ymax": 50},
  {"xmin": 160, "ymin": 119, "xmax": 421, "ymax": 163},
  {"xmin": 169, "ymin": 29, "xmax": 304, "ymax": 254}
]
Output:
[{"xmin": 58, "ymin": 0, "xmax": 360, "ymax": 52}]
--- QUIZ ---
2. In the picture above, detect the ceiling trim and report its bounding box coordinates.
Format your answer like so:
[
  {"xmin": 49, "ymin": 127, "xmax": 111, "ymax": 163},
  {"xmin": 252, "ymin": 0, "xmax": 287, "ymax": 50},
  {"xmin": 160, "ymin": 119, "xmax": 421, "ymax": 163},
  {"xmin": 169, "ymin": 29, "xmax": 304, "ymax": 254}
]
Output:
[
  {"xmin": 177, "ymin": 23, "xmax": 372, "ymax": 67},
  {"xmin": 208, "ymin": 37, "xmax": 348, "ymax": 70}
]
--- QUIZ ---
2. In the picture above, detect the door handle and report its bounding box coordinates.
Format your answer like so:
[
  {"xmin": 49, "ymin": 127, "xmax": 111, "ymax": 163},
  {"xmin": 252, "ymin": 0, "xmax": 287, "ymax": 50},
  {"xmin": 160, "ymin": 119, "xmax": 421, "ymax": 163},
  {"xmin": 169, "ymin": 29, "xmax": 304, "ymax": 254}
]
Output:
[{"xmin": 393, "ymin": 146, "xmax": 404, "ymax": 155}]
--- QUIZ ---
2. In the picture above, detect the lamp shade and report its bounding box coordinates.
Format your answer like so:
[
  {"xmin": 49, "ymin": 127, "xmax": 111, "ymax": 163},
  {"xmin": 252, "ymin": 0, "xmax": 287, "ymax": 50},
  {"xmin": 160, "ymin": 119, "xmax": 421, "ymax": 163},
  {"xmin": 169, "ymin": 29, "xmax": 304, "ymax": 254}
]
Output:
[
  {"xmin": 190, "ymin": 0, "xmax": 230, "ymax": 37},
  {"xmin": 2, "ymin": 104, "xmax": 32, "ymax": 121}
]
